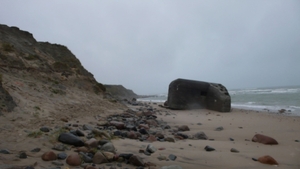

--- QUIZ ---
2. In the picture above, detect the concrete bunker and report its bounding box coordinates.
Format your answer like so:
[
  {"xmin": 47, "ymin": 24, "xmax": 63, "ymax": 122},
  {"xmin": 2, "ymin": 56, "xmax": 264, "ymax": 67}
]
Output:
[{"xmin": 166, "ymin": 78, "xmax": 231, "ymax": 112}]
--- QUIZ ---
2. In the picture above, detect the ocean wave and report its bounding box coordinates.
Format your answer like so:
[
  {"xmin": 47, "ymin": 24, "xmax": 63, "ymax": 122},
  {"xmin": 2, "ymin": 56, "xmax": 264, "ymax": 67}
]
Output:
[{"xmin": 229, "ymin": 87, "xmax": 300, "ymax": 95}]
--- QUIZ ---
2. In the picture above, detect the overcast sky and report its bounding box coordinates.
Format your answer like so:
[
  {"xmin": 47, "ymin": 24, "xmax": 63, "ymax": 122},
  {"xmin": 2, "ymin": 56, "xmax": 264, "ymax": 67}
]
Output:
[{"xmin": 1, "ymin": 1, "xmax": 300, "ymax": 94}]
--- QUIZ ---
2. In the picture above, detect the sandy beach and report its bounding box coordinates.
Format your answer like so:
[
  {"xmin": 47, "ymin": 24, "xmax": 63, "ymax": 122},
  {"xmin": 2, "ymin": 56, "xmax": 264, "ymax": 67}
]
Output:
[
  {"xmin": 0, "ymin": 101, "xmax": 300, "ymax": 169},
  {"xmin": 113, "ymin": 104, "xmax": 300, "ymax": 169}
]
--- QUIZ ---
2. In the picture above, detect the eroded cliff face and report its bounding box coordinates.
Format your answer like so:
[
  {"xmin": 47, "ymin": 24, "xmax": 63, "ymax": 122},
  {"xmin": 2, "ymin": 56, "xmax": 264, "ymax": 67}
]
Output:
[{"xmin": 0, "ymin": 24, "xmax": 126, "ymax": 124}]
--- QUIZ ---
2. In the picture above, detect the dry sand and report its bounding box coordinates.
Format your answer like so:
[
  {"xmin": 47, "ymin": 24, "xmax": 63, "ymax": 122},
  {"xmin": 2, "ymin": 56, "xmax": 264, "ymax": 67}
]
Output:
[{"xmin": 0, "ymin": 100, "xmax": 300, "ymax": 169}]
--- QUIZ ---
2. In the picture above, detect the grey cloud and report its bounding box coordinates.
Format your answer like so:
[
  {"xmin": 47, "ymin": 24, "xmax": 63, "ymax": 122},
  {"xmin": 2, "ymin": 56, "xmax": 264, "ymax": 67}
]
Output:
[{"xmin": 1, "ymin": 0, "xmax": 299, "ymax": 94}]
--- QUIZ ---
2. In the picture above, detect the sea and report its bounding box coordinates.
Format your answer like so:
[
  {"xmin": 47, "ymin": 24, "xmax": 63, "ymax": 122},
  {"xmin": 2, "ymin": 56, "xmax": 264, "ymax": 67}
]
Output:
[{"xmin": 137, "ymin": 86, "xmax": 300, "ymax": 116}]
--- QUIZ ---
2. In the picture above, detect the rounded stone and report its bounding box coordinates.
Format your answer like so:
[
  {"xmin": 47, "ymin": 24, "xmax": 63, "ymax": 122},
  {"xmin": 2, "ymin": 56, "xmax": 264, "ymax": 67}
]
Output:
[
  {"xmin": 41, "ymin": 151, "xmax": 57, "ymax": 161},
  {"xmin": 66, "ymin": 154, "xmax": 82, "ymax": 166}
]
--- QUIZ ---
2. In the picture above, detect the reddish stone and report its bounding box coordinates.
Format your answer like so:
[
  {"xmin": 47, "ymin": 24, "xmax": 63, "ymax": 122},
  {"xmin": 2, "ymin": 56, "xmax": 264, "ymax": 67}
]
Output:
[
  {"xmin": 41, "ymin": 151, "xmax": 57, "ymax": 161},
  {"xmin": 158, "ymin": 148, "xmax": 166, "ymax": 150},
  {"xmin": 258, "ymin": 155, "xmax": 279, "ymax": 165},
  {"xmin": 147, "ymin": 135, "xmax": 157, "ymax": 142},
  {"xmin": 110, "ymin": 121, "xmax": 125, "ymax": 129},
  {"xmin": 252, "ymin": 134, "xmax": 278, "ymax": 145},
  {"xmin": 66, "ymin": 154, "xmax": 82, "ymax": 166},
  {"xmin": 127, "ymin": 131, "xmax": 138, "ymax": 139}
]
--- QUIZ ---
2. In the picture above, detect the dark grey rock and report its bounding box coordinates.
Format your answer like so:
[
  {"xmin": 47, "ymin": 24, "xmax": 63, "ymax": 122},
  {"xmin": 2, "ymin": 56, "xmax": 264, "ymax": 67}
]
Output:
[
  {"xmin": 30, "ymin": 148, "xmax": 41, "ymax": 152},
  {"xmin": 19, "ymin": 152, "xmax": 27, "ymax": 159},
  {"xmin": 0, "ymin": 149, "xmax": 10, "ymax": 154},
  {"xmin": 40, "ymin": 126, "xmax": 51, "ymax": 132},
  {"xmin": 176, "ymin": 133, "xmax": 188, "ymax": 139},
  {"xmin": 58, "ymin": 133, "xmax": 84, "ymax": 146},
  {"xmin": 204, "ymin": 145, "xmax": 215, "ymax": 152},
  {"xmin": 168, "ymin": 154, "xmax": 177, "ymax": 161},
  {"xmin": 215, "ymin": 126, "xmax": 224, "ymax": 131},
  {"xmin": 119, "ymin": 153, "xmax": 133, "ymax": 160},
  {"xmin": 139, "ymin": 128, "xmax": 148, "ymax": 135},
  {"xmin": 193, "ymin": 132, "xmax": 208, "ymax": 140},
  {"xmin": 99, "ymin": 140, "xmax": 110, "ymax": 146},
  {"xmin": 57, "ymin": 152, "xmax": 67, "ymax": 160},
  {"xmin": 76, "ymin": 129, "xmax": 85, "ymax": 136},
  {"xmin": 79, "ymin": 152, "xmax": 93, "ymax": 163},
  {"xmin": 229, "ymin": 138, "xmax": 234, "ymax": 141},
  {"xmin": 230, "ymin": 148, "xmax": 239, "ymax": 153}
]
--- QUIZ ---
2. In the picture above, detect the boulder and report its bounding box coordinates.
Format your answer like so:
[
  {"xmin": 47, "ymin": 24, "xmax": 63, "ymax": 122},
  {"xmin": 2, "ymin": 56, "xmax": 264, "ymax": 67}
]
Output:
[
  {"xmin": 167, "ymin": 78, "xmax": 231, "ymax": 112},
  {"xmin": 58, "ymin": 133, "xmax": 84, "ymax": 146},
  {"xmin": 252, "ymin": 134, "xmax": 278, "ymax": 145}
]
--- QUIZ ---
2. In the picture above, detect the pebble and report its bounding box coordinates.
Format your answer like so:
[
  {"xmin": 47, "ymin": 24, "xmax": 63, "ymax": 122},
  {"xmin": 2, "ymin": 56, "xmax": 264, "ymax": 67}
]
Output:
[
  {"xmin": 146, "ymin": 144, "xmax": 157, "ymax": 153},
  {"xmin": 19, "ymin": 152, "xmax": 27, "ymax": 159},
  {"xmin": 52, "ymin": 143, "xmax": 68, "ymax": 151},
  {"xmin": 230, "ymin": 148, "xmax": 239, "ymax": 153},
  {"xmin": 57, "ymin": 152, "xmax": 67, "ymax": 160},
  {"xmin": 0, "ymin": 149, "xmax": 10, "ymax": 154},
  {"xmin": 193, "ymin": 132, "xmax": 208, "ymax": 140},
  {"xmin": 204, "ymin": 145, "xmax": 215, "ymax": 152},
  {"xmin": 40, "ymin": 126, "xmax": 51, "ymax": 132},
  {"xmin": 215, "ymin": 126, "xmax": 224, "ymax": 131},
  {"xmin": 168, "ymin": 154, "xmax": 177, "ymax": 161},
  {"xmin": 157, "ymin": 155, "xmax": 167, "ymax": 161},
  {"xmin": 229, "ymin": 138, "xmax": 234, "ymax": 141}
]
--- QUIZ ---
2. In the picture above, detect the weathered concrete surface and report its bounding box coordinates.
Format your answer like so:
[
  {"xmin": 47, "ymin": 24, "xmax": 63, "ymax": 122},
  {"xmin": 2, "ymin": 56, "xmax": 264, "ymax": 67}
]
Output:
[{"xmin": 166, "ymin": 79, "xmax": 231, "ymax": 112}]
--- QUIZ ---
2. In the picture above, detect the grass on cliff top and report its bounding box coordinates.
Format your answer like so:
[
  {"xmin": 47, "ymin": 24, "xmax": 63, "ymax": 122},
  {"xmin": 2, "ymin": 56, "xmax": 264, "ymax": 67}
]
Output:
[{"xmin": 2, "ymin": 43, "xmax": 14, "ymax": 52}]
